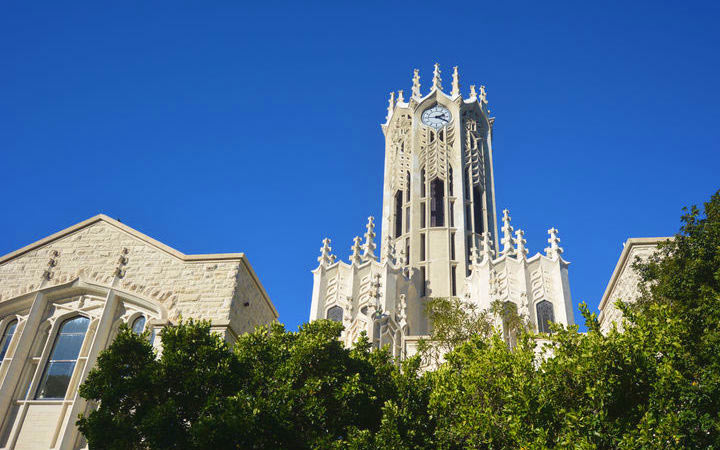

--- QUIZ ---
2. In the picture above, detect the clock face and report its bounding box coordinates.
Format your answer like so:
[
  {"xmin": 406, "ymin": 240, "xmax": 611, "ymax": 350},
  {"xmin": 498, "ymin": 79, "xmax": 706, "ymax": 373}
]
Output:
[{"xmin": 421, "ymin": 104, "xmax": 452, "ymax": 129}]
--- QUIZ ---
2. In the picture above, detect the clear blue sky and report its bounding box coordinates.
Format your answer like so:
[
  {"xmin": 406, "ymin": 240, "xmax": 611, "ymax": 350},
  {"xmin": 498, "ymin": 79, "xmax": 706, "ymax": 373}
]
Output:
[{"xmin": 2, "ymin": 1, "xmax": 718, "ymax": 331}]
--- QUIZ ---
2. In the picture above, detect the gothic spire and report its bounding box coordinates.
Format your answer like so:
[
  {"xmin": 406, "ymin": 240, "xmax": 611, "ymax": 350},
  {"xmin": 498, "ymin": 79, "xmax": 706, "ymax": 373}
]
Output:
[
  {"xmin": 545, "ymin": 227, "xmax": 564, "ymax": 260},
  {"xmin": 362, "ymin": 216, "xmax": 377, "ymax": 262},
  {"xmin": 500, "ymin": 209, "xmax": 515, "ymax": 256},
  {"xmin": 381, "ymin": 238, "xmax": 397, "ymax": 266},
  {"xmin": 470, "ymin": 244, "xmax": 481, "ymax": 266},
  {"xmin": 469, "ymin": 84, "xmax": 477, "ymax": 101},
  {"xmin": 515, "ymin": 229, "xmax": 528, "ymax": 260},
  {"xmin": 350, "ymin": 236, "xmax": 363, "ymax": 265},
  {"xmin": 397, "ymin": 89, "xmax": 405, "ymax": 103},
  {"xmin": 386, "ymin": 91, "xmax": 395, "ymax": 122},
  {"xmin": 432, "ymin": 63, "xmax": 443, "ymax": 91},
  {"xmin": 318, "ymin": 238, "xmax": 336, "ymax": 267},
  {"xmin": 451, "ymin": 66, "xmax": 460, "ymax": 97},
  {"xmin": 411, "ymin": 69, "xmax": 421, "ymax": 99},
  {"xmin": 480, "ymin": 231, "xmax": 495, "ymax": 262}
]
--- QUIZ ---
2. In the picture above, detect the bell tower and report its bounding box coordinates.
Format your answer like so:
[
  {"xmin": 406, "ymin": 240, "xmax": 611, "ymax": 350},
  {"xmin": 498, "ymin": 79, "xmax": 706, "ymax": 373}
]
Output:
[{"xmin": 380, "ymin": 64, "xmax": 499, "ymax": 300}]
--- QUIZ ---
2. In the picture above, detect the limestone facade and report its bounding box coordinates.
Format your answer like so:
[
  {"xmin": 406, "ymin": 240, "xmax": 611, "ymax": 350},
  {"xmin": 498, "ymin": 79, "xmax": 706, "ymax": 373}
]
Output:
[
  {"xmin": 309, "ymin": 65, "xmax": 575, "ymax": 357},
  {"xmin": 0, "ymin": 214, "xmax": 277, "ymax": 449},
  {"xmin": 598, "ymin": 237, "xmax": 669, "ymax": 334}
]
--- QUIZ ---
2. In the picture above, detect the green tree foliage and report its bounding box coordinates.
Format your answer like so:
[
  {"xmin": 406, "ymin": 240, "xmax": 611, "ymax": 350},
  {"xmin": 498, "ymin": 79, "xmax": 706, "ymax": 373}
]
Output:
[
  {"xmin": 79, "ymin": 190, "xmax": 720, "ymax": 448},
  {"xmin": 78, "ymin": 319, "xmax": 433, "ymax": 449}
]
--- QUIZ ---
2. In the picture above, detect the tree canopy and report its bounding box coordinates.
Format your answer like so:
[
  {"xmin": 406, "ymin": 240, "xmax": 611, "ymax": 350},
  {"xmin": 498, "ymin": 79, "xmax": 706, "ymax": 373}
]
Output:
[{"xmin": 79, "ymin": 190, "xmax": 720, "ymax": 448}]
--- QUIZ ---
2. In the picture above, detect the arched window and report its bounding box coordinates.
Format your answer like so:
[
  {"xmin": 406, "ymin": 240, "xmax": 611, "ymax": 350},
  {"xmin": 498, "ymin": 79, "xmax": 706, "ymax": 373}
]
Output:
[
  {"xmin": 131, "ymin": 316, "xmax": 146, "ymax": 335},
  {"xmin": 394, "ymin": 191, "xmax": 403, "ymax": 238},
  {"xmin": 0, "ymin": 319, "xmax": 18, "ymax": 360},
  {"xmin": 326, "ymin": 306, "xmax": 343, "ymax": 323},
  {"xmin": 536, "ymin": 301, "xmax": 555, "ymax": 334},
  {"xmin": 430, "ymin": 178, "xmax": 444, "ymax": 227},
  {"xmin": 36, "ymin": 316, "xmax": 90, "ymax": 400}
]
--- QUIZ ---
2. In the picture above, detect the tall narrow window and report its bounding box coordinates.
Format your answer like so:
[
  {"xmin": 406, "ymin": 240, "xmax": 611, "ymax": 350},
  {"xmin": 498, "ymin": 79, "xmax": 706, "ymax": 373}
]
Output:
[
  {"xmin": 0, "ymin": 319, "xmax": 18, "ymax": 360},
  {"xmin": 464, "ymin": 171, "xmax": 470, "ymax": 199},
  {"xmin": 394, "ymin": 191, "xmax": 403, "ymax": 238},
  {"xmin": 451, "ymin": 266, "xmax": 457, "ymax": 296},
  {"xmin": 405, "ymin": 238, "xmax": 410, "ymax": 264},
  {"xmin": 327, "ymin": 306, "xmax": 344, "ymax": 323},
  {"xmin": 36, "ymin": 316, "xmax": 90, "ymax": 400},
  {"xmin": 473, "ymin": 186, "xmax": 484, "ymax": 234},
  {"xmin": 131, "ymin": 316, "xmax": 146, "ymax": 335},
  {"xmin": 448, "ymin": 167, "xmax": 454, "ymax": 196},
  {"xmin": 406, "ymin": 172, "xmax": 411, "ymax": 202},
  {"xmin": 536, "ymin": 301, "xmax": 555, "ymax": 334},
  {"xmin": 430, "ymin": 178, "xmax": 445, "ymax": 227},
  {"xmin": 421, "ymin": 169, "xmax": 426, "ymax": 197},
  {"xmin": 420, "ymin": 233, "xmax": 426, "ymax": 261},
  {"xmin": 449, "ymin": 201, "xmax": 455, "ymax": 227},
  {"xmin": 467, "ymin": 235, "xmax": 473, "ymax": 266},
  {"xmin": 421, "ymin": 202, "xmax": 426, "ymax": 228},
  {"xmin": 450, "ymin": 233, "xmax": 456, "ymax": 260},
  {"xmin": 420, "ymin": 267, "xmax": 426, "ymax": 297}
]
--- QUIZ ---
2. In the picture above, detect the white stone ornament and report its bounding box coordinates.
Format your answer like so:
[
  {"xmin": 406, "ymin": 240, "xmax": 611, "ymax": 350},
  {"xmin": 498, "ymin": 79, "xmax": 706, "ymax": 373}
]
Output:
[
  {"xmin": 451, "ymin": 66, "xmax": 460, "ymax": 97},
  {"xmin": 362, "ymin": 217, "xmax": 377, "ymax": 262},
  {"xmin": 545, "ymin": 228, "xmax": 564, "ymax": 260},
  {"xmin": 480, "ymin": 231, "xmax": 495, "ymax": 262},
  {"xmin": 432, "ymin": 63, "xmax": 442, "ymax": 91},
  {"xmin": 501, "ymin": 209, "xmax": 515, "ymax": 256},
  {"xmin": 386, "ymin": 92, "xmax": 395, "ymax": 122},
  {"xmin": 469, "ymin": 84, "xmax": 477, "ymax": 101},
  {"xmin": 515, "ymin": 229, "xmax": 528, "ymax": 260},
  {"xmin": 318, "ymin": 238, "xmax": 336, "ymax": 267},
  {"xmin": 412, "ymin": 69, "xmax": 421, "ymax": 99},
  {"xmin": 350, "ymin": 236, "xmax": 363, "ymax": 265}
]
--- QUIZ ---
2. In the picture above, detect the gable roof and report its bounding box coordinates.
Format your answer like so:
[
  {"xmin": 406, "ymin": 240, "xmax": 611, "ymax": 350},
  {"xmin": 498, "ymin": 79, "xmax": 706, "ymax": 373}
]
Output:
[{"xmin": 0, "ymin": 214, "xmax": 278, "ymax": 318}]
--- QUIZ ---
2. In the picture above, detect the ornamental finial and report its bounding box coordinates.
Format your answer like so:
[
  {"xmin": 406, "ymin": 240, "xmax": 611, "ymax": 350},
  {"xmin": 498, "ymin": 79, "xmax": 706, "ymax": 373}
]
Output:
[
  {"xmin": 318, "ymin": 238, "xmax": 336, "ymax": 267},
  {"xmin": 470, "ymin": 245, "xmax": 481, "ymax": 266},
  {"xmin": 386, "ymin": 92, "xmax": 395, "ymax": 122},
  {"xmin": 469, "ymin": 85, "xmax": 477, "ymax": 101},
  {"xmin": 432, "ymin": 63, "xmax": 442, "ymax": 91},
  {"xmin": 381, "ymin": 238, "xmax": 397, "ymax": 266},
  {"xmin": 350, "ymin": 236, "xmax": 363, "ymax": 265},
  {"xmin": 480, "ymin": 231, "xmax": 495, "ymax": 262},
  {"xmin": 501, "ymin": 209, "xmax": 515, "ymax": 256},
  {"xmin": 362, "ymin": 216, "xmax": 377, "ymax": 262},
  {"xmin": 479, "ymin": 85, "xmax": 487, "ymax": 104},
  {"xmin": 397, "ymin": 90, "xmax": 405, "ymax": 103},
  {"xmin": 545, "ymin": 227, "xmax": 564, "ymax": 260},
  {"xmin": 412, "ymin": 69, "xmax": 421, "ymax": 99},
  {"xmin": 515, "ymin": 229, "xmax": 528, "ymax": 260},
  {"xmin": 451, "ymin": 66, "xmax": 460, "ymax": 97}
]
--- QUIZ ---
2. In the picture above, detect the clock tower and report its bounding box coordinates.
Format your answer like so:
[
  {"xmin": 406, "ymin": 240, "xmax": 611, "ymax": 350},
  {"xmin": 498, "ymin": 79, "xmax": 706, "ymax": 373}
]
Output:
[
  {"xmin": 380, "ymin": 64, "xmax": 498, "ymax": 304},
  {"xmin": 309, "ymin": 65, "xmax": 574, "ymax": 363}
]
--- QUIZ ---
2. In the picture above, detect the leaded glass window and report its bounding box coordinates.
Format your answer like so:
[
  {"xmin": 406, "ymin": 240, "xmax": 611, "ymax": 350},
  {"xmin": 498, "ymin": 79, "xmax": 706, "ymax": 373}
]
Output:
[
  {"xmin": 0, "ymin": 319, "xmax": 17, "ymax": 360},
  {"xmin": 326, "ymin": 306, "xmax": 343, "ymax": 323},
  {"xmin": 36, "ymin": 316, "xmax": 90, "ymax": 400},
  {"xmin": 536, "ymin": 300, "xmax": 555, "ymax": 334},
  {"xmin": 131, "ymin": 316, "xmax": 146, "ymax": 335}
]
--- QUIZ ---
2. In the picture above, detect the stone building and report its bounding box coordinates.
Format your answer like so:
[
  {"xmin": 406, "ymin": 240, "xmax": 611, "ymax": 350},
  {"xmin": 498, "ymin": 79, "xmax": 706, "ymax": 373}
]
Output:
[
  {"xmin": 309, "ymin": 65, "xmax": 575, "ymax": 358},
  {"xmin": 0, "ymin": 214, "xmax": 277, "ymax": 449},
  {"xmin": 598, "ymin": 237, "xmax": 670, "ymax": 333}
]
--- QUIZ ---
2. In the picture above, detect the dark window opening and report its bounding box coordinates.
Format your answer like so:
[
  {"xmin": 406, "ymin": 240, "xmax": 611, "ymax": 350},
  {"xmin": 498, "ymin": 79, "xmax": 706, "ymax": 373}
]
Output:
[
  {"xmin": 421, "ymin": 202, "xmax": 426, "ymax": 228},
  {"xmin": 430, "ymin": 178, "xmax": 445, "ymax": 227},
  {"xmin": 405, "ymin": 238, "xmax": 410, "ymax": 264},
  {"xmin": 420, "ymin": 267, "xmax": 426, "ymax": 297},
  {"xmin": 451, "ymin": 266, "xmax": 457, "ymax": 296},
  {"xmin": 536, "ymin": 301, "xmax": 555, "ymax": 333},
  {"xmin": 421, "ymin": 169, "xmax": 426, "ymax": 197},
  {"xmin": 449, "ymin": 201, "xmax": 454, "ymax": 227},
  {"xmin": 464, "ymin": 171, "xmax": 470, "ymax": 199},
  {"xmin": 420, "ymin": 234, "xmax": 426, "ymax": 261},
  {"xmin": 327, "ymin": 305, "xmax": 344, "ymax": 323},
  {"xmin": 473, "ymin": 186, "xmax": 484, "ymax": 234},
  {"xmin": 394, "ymin": 191, "xmax": 403, "ymax": 238},
  {"xmin": 448, "ymin": 167, "xmax": 454, "ymax": 196},
  {"xmin": 450, "ymin": 233, "xmax": 456, "ymax": 260}
]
